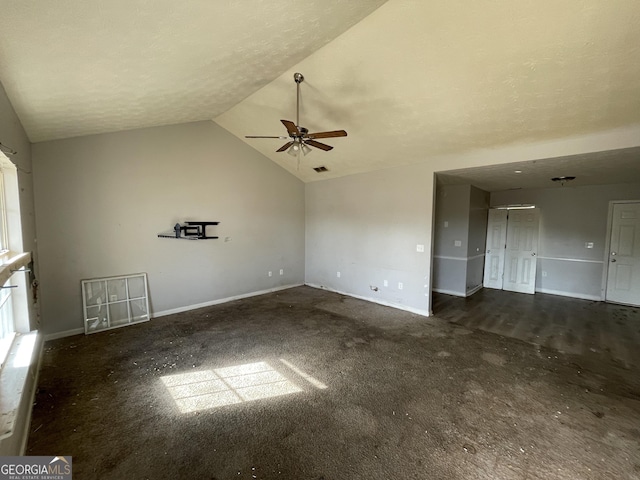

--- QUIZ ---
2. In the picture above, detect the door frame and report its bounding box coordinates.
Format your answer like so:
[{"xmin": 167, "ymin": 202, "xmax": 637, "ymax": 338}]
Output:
[
  {"xmin": 602, "ymin": 199, "xmax": 640, "ymax": 302},
  {"xmin": 483, "ymin": 205, "xmax": 539, "ymax": 294}
]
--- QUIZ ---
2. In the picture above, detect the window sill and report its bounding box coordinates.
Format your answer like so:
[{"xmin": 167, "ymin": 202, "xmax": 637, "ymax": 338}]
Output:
[
  {"xmin": 0, "ymin": 252, "xmax": 31, "ymax": 287},
  {"xmin": 0, "ymin": 331, "xmax": 40, "ymax": 441}
]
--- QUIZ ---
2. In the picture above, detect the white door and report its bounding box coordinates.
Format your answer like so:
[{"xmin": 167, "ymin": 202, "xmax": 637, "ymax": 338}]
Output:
[
  {"xmin": 606, "ymin": 202, "xmax": 640, "ymax": 306},
  {"xmin": 503, "ymin": 208, "xmax": 539, "ymax": 294},
  {"xmin": 483, "ymin": 209, "xmax": 508, "ymax": 289}
]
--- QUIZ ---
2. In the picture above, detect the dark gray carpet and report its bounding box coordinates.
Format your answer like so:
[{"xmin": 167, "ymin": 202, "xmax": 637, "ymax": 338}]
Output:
[{"xmin": 28, "ymin": 286, "xmax": 640, "ymax": 479}]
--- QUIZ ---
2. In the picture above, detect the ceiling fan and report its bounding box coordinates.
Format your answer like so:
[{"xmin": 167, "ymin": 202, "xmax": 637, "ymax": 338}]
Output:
[{"xmin": 245, "ymin": 73, "xmax": 347, "ymax": 158}]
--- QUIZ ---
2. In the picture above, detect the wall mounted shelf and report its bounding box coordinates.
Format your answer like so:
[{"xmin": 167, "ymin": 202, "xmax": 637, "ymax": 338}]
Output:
[{"xmin": 157, "ymin": 221, "xmax": 219, "ymax": 240}]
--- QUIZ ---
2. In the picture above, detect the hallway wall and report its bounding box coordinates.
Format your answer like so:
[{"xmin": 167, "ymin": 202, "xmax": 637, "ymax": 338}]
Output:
[{"xmin": 491, "ymin": 182, "xmax": 640, "ymax": 300}]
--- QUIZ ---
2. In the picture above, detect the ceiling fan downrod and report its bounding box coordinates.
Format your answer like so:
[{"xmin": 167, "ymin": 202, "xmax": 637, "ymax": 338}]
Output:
[{"xmin": 294, "ymin": 73, "xmax": 304, "ymax": 128}]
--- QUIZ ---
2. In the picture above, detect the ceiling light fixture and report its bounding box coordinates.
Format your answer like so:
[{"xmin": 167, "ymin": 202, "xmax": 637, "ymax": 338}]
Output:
[
  {"xmin": 286, "ymin": 140, "xmax": 311, "ymax": 157},
  {"xmin": 551, "ymin": 176, "xmax": 576, "ymax": 186}
]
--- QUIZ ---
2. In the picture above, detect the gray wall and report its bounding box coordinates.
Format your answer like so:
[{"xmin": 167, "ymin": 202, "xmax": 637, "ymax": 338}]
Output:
[
  {"xmin": 305, "ymin": 164, "xmax": 432, "ymax": 315},
  {"xmin": 491, "ymin": 182, "xmax": 640, "ymax": 300},
  {"xmin": 32, "ymin": 121, "xmax": 305, "ymax": 336},
  {"xmin": 432, "ymin": 184, "xmax": 489, "ymax": 296},
  {"xmin": 467, "ymin": 186, "xmax": 489, "ymax": 292},
  {"xmin": 304, "ymin": 125, "xmax": 640, "ymax": 316},
  {"xmin": 432, "ymin": 184, "xmax": 470, "ymax": 296},
  {"xmin": 0, "ymin": 83, "xmax": 36, "ymax": 258}
]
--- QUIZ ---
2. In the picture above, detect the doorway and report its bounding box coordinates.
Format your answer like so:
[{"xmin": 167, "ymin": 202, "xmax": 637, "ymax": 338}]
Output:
[
  {"xmin": 605, "ymin": 201, "xmax": 640, "ymax": 306},
  {"xmin": 483, "ymin": 207, "xmax": 539, "ymax": 294}
]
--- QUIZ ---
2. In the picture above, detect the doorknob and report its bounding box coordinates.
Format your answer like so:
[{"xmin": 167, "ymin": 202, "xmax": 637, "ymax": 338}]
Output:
[
  {"xmin": 611, "ymin": 259, "xmax": 617, "ymax": 263},
  {"xmin": 531, "ymin": 252, "xmax": 536, "ymax": 256}
]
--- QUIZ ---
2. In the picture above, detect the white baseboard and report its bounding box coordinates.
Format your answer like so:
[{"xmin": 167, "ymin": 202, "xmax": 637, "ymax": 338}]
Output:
[
  {"xmin": 305, "ymin": 283, "xmax": 430, "ymax": 317},
  {"xmin": 44, "ymin": 327, "xmax": 84, "ymax": 341},
  {"xmin": 152, "ymin": 284, "xmax": 304, "ymax": 318},
  {"xmin": 465, "ymin": 284, "xmax": 483, "ymax": 296},
  {"xmin": 43, "ymin": 284, "xmax": 305, "ymax": 340},
  {"xmin": 432, "ymin": 287, "xmax": 466, "ymax": 297},
  {"xmin": 535, "ymin": 288, "xmax": 602, "ymax": 302}
]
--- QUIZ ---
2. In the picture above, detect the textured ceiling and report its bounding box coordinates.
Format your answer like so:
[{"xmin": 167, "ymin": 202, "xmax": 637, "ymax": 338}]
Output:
[
  {"xmin": 216, "ymin": 0, "xmax": 640, "ymax": 182},
  {"xmin": 436, "ymin": 147, "xmax": 640, "ymax": 192},
  {"xmin": 0, "ymin": 0, "xmax": 387, "ymax": 141},
  {"xmin": 1, "ymin": 0, "xmax": 640, "ymax": 185}
]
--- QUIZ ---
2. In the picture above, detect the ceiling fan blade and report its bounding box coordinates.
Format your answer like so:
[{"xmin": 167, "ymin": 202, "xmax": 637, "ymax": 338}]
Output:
[
  {"xmin": 281, "ymin": 120, "xmax": 299, "ymax": 136},
  {"xmin": 305, "ymin": 139, "xmax": 333, "ymax": 151},
  {"xmin": 306, "ymin": 130, "xmax": 347, "ymax": 139},
  {"xmin": 276, "ymin": 141, "xmax": 294, "ymax": 152},
  {"xmin": 245, "ymin": 135, "xmax": 289, "ymax": 139}
]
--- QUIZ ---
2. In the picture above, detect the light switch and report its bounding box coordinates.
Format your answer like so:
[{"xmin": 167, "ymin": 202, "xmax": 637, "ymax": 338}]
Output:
[
  {"xmin": 416, "ymin": 244, "xmax": 424, "ymax": 252},
  {"xmin": 585, "ymin": 242, "xmax": 594, "ymax": 249},
  {"xmin": 444, "ymin": 221, "xmax": 449, "ymax": 228}
]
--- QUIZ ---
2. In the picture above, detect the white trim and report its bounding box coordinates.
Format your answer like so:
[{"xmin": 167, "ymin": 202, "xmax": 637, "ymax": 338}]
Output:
[
  {"xmin": 433, "ymin": 254, "xmax": 485, "ymax": 262},
  {"xmin": 431, "ymin": 287, "xmax": 466, "ymax": 297},
  {"xmin": 44, "ymin": 328, "xmax": 84, "ymax": 341},
  {"xmin": 0, "ymin": 331, "xmax": 42, "ymax": 453},
  {"xmin": 43, "ymin": 285, "xmax": 305, "ymax": 340},
  {"xmin": 0, "ymin": 252, "xmax": 30, "ymax": 293},
  {"xmin": 305, "ymin": 283, "xmax": 430, "ymax": 317},
  {"xmin": 537, "ymin": 256, "xmax": 604, "ymax": 264},
  {"xmin": 466, "ymin": 284, "xmax": 483, "ymax": 296},
  {"xmin": 152, "ymin": 284, "xmax": 304, "ymax": 318},
  {"xmin": 18, "ymin": 334, "xmax": 42, "ymax": 455},
  {"xmin": 535, "ymin": 288, "xmax": 601, "ymax": 302}
]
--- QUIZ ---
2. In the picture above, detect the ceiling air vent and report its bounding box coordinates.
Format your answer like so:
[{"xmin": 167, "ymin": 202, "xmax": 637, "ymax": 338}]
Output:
[{"xmin": 313, "ymin": 166, "xmax": 329, "ymax": 173}]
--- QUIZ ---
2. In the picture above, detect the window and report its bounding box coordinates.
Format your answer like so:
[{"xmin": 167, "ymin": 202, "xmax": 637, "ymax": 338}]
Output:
[
  {"xmin": 0, "ymin": 166, "xmax": 14, "ymax": 367},
  {"xmin": 0, "ymin": 283, "xmax": 14, "ymax": 368},
  {"xmin": 0, "ymin": 171, "xmax": 7, "ymax": 254},
  {"xmin": 0, "ymin": 154, "xmax": 30, "ymax": 369}
]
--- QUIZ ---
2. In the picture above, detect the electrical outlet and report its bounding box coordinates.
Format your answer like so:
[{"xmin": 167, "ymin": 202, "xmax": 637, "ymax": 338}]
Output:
[
  {"xmin": 542, "ymin": 271, "xmax": 547, "ymax": 277},
  {"xmin": 398, "ymin": 282, "xmax": 403, "ymax": 290},
  {"xmin": 444, "ymin": 221, "xmax": 449, "ymax": 228},
  {"xmin": 454, "ymin": 240, "xmax": 462, "ymax": 247},
  {"xmin": 280, "ymin": 269, "xmax": 284, "ymax": 275},
  {"xmin": 585, "ymin": 242, "xmax": 594, "ymax": 249},
  {"xmin": 268, "ymin": 271, "xmax": 272, "ymax": 277},
  {"xmin": 337, "ymin": 271, "xmax": 341, "ymax": 278},
  {"xmin": 416, "ymin": 244, "xmax": 424, "ymax": 253}
]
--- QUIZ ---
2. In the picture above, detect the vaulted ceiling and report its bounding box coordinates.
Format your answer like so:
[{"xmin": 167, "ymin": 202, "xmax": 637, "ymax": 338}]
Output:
[{"xmin": 1, "ymin": 0, "xmax": 640, "ymax": 184}]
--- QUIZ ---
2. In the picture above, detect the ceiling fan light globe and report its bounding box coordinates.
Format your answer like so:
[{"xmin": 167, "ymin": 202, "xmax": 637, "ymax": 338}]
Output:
[
  {"xmin": 301, "ymin": 143, "xmax": 312, "ymax": 156},
  {"xmin": 287, "ymin": 144, "xmax": 300, "ymax": 156}
]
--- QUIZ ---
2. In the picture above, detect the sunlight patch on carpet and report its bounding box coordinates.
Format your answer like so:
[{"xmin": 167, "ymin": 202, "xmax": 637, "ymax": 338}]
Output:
[{"xmin": 161, "ymin": 361, "xmax": 304, "ymax": 413}]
